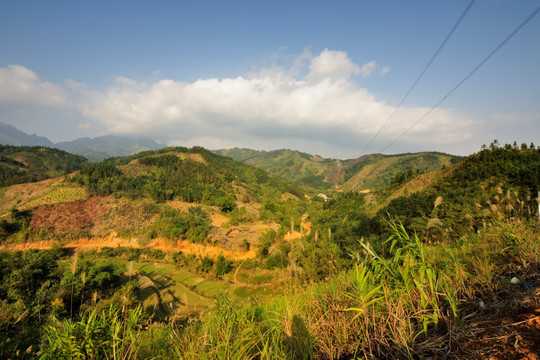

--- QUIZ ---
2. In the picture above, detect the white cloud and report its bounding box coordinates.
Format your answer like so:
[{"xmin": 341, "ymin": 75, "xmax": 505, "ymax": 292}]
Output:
[
  {"xmin": 0, "ymin": 51, "xmax": 476, "ymax": 156},
  {"xmin": 307, "ymin": 49, "xmax": 360, "ymax": 82},
  {"xmin": 0, "ymin": 65, "xmax": 70, "ymax": 114},
  {"xmin": 359, "ymin": 60, "xmax": 376, "ymax": 77},
  {"xmin": 77, "ymin": 122, "xmax": 92, "ymax": 130}
]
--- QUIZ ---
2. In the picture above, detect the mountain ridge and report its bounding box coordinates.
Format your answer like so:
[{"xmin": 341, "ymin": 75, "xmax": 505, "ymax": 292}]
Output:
[
  {"xmin": 214, "ymin": 147, "xmax": 462, "ymax": 192},
  {"xmin": 0, "ymin": 122, "xmax": 163, "ymax": 161}
]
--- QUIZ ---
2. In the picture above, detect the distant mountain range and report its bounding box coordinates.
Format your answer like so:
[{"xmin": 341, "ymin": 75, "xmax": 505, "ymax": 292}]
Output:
[
  {"xmin": 1, "ymin": 122, "xmax": 462, "ymax": 191},
  {"xmin": 0, "ymin": 122, "xmax": 55, "ymax": 148},
  {"xmin": 0, "ymin": 122, "xmax": 163, "ymax": 161}
]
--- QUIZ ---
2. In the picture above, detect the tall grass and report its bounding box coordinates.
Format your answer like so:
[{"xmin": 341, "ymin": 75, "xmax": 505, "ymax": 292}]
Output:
[
  {"xmin": 168, "ymin": 205, "xmax": 537, "ymax": 359},
  {"xmin": 39, "ymin": 193, "xmax": 539, "ymax": 359}
]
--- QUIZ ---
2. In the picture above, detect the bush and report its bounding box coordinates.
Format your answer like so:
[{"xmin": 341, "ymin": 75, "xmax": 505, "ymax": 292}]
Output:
[
  {"xmin": 199, "ymin": 256, "xmax": 214, "ymax": 273},
  {"xmin": 214, "ymin": 255, "xmax": 233, "ymax": 277}
]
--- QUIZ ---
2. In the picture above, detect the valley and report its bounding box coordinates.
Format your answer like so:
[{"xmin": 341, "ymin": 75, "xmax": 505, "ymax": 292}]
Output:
[{"xmin": 0, "ymin": 142, "xmax": 538, "ymax": 359}]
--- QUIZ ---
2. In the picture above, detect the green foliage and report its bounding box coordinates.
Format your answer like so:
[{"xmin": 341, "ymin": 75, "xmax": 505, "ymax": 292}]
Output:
[
  {"xmin": 294, "ymin": 237, "xmax": 340, "ymax": 281},
  {"xmin": 70, "ymin": 146, "xmax": 295, "ymax": 209},
  {"xmin": 60, "ymin": 256, "xmax": 127, "ymax": 317},
  {"xmin": 0, "ymin": 208, "xmax": 33, "ymax": 242},
  {"xmin": 40, "ymin": 305, "xmax": 145, "ymax": 360},
  {"xmin": 256, "ymin": 229, "xmax": 279, "ymax": 258},
  {"xmin": 0, "ymin": 248, "xmax": 65, "ymax": 357},
  {"xmin": 0, "ymin": 145, "xmax": 88, "ymax": 188},
  {"xmin": 199, "ymin": 256, "xmax": 214, "ymax": 273},
  {"xmin": 214, "ymin": 254, "xmax": 233, "ymax": 277},
  {"xmin": 309, "ymin": 192, "xmax": 374, "ymax": 264},
  {"xmin": 153, "ymin": 206, "xmax": 211, "ymax": 243},
  {"xmin": 227, "ymin": 206, "xmax": 255, "ymax": 225}
]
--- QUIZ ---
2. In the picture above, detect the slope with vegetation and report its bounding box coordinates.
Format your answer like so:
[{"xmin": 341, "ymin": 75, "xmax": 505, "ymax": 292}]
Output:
[
  {"xmin": 0, "ymin": 145, "xmax": 87, "ymax": 188},
  {"xmin": 0, "ymin": 146, "xmax": 304, "ymax": 246},
  {"xmin": 0, "ymin": 143, "xmax": 538, "ymax": 359},
  {"xmin": 216, "ymin": 147, "xmax": 461, "ymax": 193}
]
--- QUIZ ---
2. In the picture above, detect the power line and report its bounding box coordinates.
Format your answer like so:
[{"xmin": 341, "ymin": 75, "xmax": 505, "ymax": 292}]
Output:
[
  {"xmin": 379, "ymin": 4, "xmax": 540, "ymax": 154},
  {"xmin": 358, "ymin": 0, "xmax": 476, "ymax": 156}
]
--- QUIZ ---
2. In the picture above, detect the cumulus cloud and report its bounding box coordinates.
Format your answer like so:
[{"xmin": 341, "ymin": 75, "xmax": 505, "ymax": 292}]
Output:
[
  {"xmin": 0, "ymin": 65, "xmax": 70, "ymax": 117},
  {"xmin": 307, "ymin": 49, "xmax": 360, "ymax": 82},
  {"xmin": 0, "ymin": 50, "xmax": 475, "ymax": 156},
  {"xmin": 83, "ymin": 50, "xmax": 472, "ymax": 152}
]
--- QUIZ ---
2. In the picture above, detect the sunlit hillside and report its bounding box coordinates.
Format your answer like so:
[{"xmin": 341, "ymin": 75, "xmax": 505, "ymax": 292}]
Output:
[{"xmin": 0, "ymin": 143, "xmax": 538, "ymax": 359}]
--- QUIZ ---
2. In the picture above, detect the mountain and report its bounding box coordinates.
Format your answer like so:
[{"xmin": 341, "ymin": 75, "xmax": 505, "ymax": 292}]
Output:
[
  {"xmin": 215, "ymin": 148, "xmax": 462, "ymax": 192},
  {"xmin": 0, "ymin": 122, "xmax": 164, "ymax": 161},
  {"xmin": 0, "ymin": 122, "xmax": 55, "ymax": 147},
  {"xmin": 56, "ymin": 135, "xmax": 163, "ymax": 161}
]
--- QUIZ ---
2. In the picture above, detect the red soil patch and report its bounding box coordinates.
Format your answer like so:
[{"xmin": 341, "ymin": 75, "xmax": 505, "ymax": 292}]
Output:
[{"xmin": 30, "ymin": 196, "xmax": 111, "ymax": 234}]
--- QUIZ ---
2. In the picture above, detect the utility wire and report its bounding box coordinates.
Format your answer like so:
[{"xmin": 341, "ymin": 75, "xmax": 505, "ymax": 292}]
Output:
[
  {"xmin": 358, "ymin": 0, "xmax": 476, "ymax": 156},
  {"xmin": 379, "ymin": 4, "xmax": 540, "ymax": 153}
]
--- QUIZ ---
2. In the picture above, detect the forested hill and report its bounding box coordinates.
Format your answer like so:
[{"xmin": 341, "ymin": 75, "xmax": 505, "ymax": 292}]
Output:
[
  {"xmin": 215, "ymin": 148, "xmax": 337, "ymax": 190},
  {"xmin": 0, "ymin": 145, "xmax": 300, "ymax": 245},
  {"xmin": 0, "ymin": 145, "xmax": 88, "ymax": 187},
  {"xmin": 72, "ymin": 146, "xmax": 300, "ymax": 207},
  {"xmin": 215, "ymin": 147, "xmax": 461, "ymax": 191},
  {"xmin": 380, "ymin": 144, "xmax": 540, "ymax": 239}
]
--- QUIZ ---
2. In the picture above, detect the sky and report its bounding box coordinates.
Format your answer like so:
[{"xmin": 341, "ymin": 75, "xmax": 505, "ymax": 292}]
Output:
[{"xmin": 1, "ymin": 0, "xmax": 539, "ymax": 158}]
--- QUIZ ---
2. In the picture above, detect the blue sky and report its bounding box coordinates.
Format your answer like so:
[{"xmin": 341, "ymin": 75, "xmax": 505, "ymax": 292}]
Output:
[{"xmin": 1, "ymin": 0, "xmax": 539, "ymax": 158}]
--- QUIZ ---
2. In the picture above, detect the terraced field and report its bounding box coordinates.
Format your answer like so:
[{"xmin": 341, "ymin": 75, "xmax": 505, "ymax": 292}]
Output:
[{"xmin": 133, "ymin": 261, "xmax": 290, "ymax": 320}]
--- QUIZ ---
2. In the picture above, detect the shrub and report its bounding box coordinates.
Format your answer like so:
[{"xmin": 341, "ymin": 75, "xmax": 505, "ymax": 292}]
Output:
[{"xmin": 214, "ymin": 255, "xmax": 233, "ymax": 277}]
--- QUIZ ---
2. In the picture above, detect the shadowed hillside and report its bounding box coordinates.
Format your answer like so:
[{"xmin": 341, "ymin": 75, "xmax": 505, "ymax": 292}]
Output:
[{"xmin": 0, "ymin": 145, "xmax": 88, "ymax": 188}]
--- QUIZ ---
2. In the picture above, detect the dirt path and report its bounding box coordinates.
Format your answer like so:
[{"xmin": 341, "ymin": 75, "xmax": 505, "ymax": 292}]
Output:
[{"xmin": 1, "ymin": 232, "xmax": 257, "ymax": 260}]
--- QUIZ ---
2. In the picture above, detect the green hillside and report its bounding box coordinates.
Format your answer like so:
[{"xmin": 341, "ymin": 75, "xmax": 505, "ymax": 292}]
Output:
[
  {"xmin": 215, "ymin": 147, "xmax": 339, "ymax": 190},
  {"xmin": 0, "ymin": 145, "xmax": 88, "ymax": 187},
  {"xmin": 380, "ymin": 144, "xmax": 540, "ymax": 239},
  {"xmin": 72, "ymin": 146, "xmax": 300, "ymax": 206},
  {"xmin": 0, "ymin": 146, "xmax": 306, "ymax": 244},
  {"xmin": 339, "ymin": 151, "xmax": 462, "ymax": 192},
  {"xmin": 216, "ymin": 148, "xmax": 462, "ymax": 193},
  {"xmin": 1, "ymin": 143, "xmax": 539, "ymax": 359}
]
